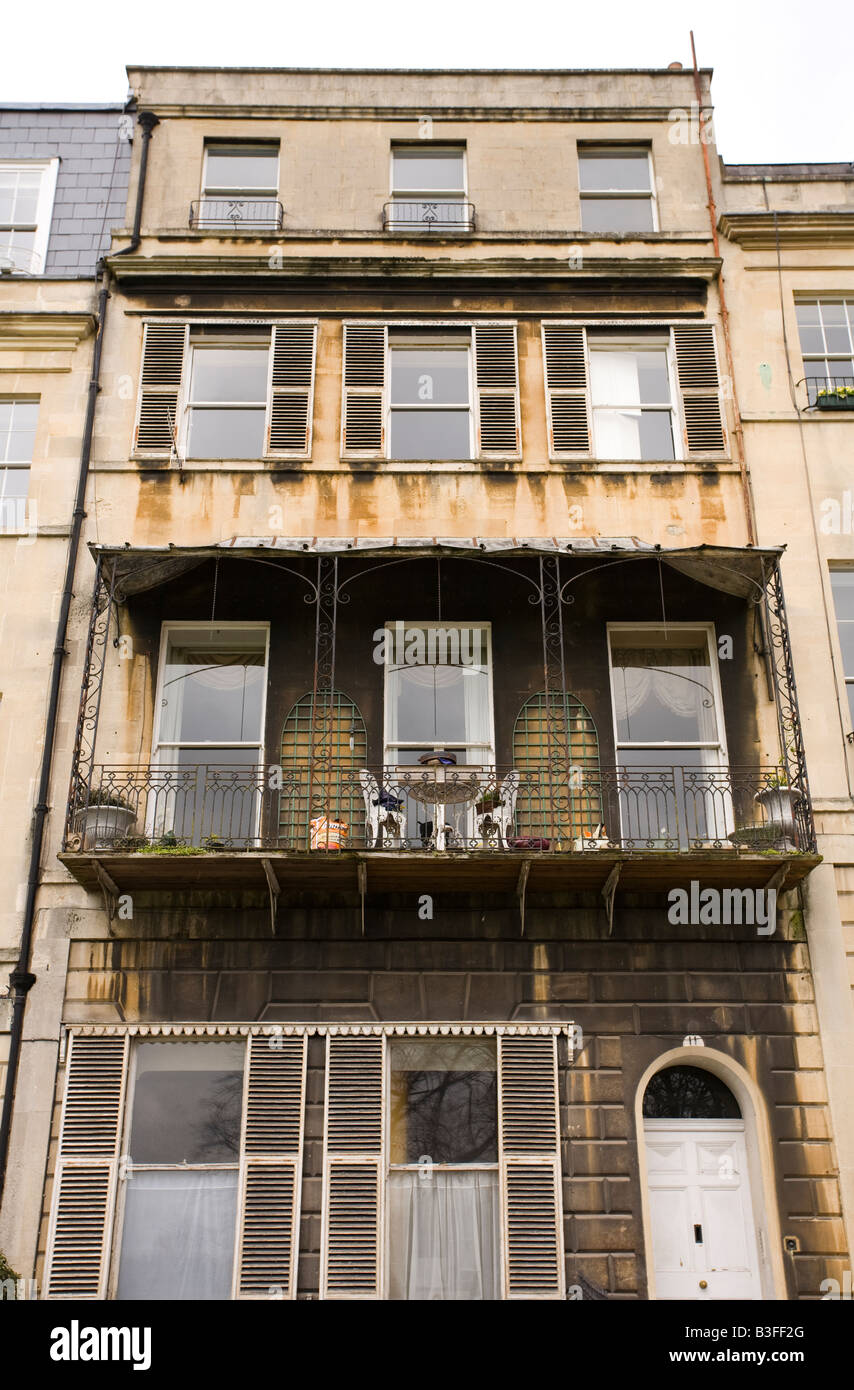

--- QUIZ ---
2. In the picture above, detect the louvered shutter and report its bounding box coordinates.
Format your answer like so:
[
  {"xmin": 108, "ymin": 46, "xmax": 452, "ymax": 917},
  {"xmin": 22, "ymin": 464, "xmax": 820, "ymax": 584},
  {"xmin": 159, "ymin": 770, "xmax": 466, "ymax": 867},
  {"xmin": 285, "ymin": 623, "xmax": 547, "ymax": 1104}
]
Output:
[
  {"xmin": 267, "ymin": 323, "xmax": 317, "ymax": 456},
  {"xmin": 673, "ymin": 324, "xmax": 727, "ymax": 454},
  {"xmin": 542, "ymin": 323, "xmax": 590, "ymax": 455},
  {"xmin": 321, "ymin": 1033, "xmax": 384, "ymax": 1298},
  {"xmin": 133, "ymin": 322, "xmax": 187, "ymax": 454},
  {"xmin": 498, "ymin": 1033, "xmax": 565, "ymax": 1299},
  {"xmin": 473, "ymin": 324, "xmax": 520, "ymax": 456},
  {"xmin": 44, "ymin": 1033, "xmax": 129, "ymax": 1299},
  {"xmin": 341, "ymin": 324, "xmax": 386, "ymax": 455},
  {"xmin": 234, "ymin": 1032, "xmax": 307, "ymax": 1299}
]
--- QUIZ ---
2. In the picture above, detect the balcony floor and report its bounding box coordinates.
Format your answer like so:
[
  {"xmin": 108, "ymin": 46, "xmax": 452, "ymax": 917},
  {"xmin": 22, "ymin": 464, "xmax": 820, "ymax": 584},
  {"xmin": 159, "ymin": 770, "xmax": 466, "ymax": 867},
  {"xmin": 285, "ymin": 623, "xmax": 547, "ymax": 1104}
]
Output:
[{"xmin": 58, "ymin": 847, "xmax": 821, "ymax": 898}]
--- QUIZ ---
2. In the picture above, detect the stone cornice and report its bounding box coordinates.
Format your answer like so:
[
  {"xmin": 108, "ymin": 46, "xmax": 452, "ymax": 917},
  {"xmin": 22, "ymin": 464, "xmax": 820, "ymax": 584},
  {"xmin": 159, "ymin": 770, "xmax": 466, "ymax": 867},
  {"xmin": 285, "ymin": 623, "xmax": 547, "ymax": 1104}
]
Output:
[
  {"xmin": 719, "ymin": 212, "xmax": 854, "ymax": 250},
  {"xmin": 106, "ymin": 253, "xmax": 721, "ymax": 283},
  {"xmin": 0, "ymin": 312, "xmax": 96, "ymax": 351},
  {"xmin": 139, "ymin": 104, "xmax": 693, "ymax": 123}
]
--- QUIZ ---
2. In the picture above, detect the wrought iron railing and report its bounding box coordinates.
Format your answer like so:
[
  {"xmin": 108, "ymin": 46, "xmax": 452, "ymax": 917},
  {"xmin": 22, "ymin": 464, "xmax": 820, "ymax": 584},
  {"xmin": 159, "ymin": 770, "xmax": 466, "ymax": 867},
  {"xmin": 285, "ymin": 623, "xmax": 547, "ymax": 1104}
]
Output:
[
  {"xmin": 188, "ymin": 199, "xmax": 284, "ymax": 230},
  {"xmin": 63, "ymin": 763, "xmax": 815, "ymax": 855},
  {"xmin": 804, "ymin": 375, "xmax": 854, "ymax": 408},
  {"xmin": 383, "ymin": 200, "xmax": 476, "ymax": 232}
]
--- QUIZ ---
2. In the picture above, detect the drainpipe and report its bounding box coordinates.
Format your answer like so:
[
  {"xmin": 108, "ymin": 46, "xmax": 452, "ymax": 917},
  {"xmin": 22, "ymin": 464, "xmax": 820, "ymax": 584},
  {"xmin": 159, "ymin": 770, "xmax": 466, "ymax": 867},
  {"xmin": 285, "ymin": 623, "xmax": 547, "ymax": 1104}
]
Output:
[
  {"xmin": 116, "ymin": 110, "xmax": 158, "ymax": 256},
  {"xmin": 689, "ymin": 32, "xmax": 757, "ymax": 546},
  {"xmin": 0, "ymin": 264, "xmax": 111, "ymax": 1207}
]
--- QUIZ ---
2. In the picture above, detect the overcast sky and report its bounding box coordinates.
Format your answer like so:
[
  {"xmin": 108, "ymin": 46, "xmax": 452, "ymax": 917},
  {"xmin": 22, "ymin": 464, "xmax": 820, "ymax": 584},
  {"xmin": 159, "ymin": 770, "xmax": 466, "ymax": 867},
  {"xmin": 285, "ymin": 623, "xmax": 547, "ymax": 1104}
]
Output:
[{"xmin": 2, "ymin": 0, "xmax": 851, "ymax": 164}]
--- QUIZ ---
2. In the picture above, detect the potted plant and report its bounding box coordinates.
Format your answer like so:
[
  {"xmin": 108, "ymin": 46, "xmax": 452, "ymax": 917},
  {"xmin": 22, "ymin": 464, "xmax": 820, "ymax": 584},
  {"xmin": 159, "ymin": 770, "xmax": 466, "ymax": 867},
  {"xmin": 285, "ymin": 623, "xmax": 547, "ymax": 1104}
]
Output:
[
  {"xmin": 754, "ymin": 767, "xmax": 802, "ymax": 841},
  {"xmin": 475, "ymin": 790, "xmax": 500, "ymax": 816},
  {"xmin": 74, "ymin": 788, "xmax": 137, "ymax": 849},
  {"xmin": 815, "ymin": 384, "xmax": 854, "ymax": 411}
]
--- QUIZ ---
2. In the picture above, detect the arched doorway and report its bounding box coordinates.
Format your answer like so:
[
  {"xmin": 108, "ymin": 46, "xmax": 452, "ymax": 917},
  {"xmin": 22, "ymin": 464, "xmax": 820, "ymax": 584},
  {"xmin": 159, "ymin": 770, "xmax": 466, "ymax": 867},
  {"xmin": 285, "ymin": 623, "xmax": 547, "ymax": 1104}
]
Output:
[{"xmin": 641, "ymin": 1064, "xmax": 764, "ymax": 1300}]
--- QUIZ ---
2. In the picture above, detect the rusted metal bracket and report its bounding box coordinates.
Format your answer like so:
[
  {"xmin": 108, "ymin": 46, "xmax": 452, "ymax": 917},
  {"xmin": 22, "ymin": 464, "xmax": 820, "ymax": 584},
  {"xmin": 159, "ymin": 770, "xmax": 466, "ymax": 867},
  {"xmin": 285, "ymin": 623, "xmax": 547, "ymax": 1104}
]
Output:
[
  {"xmin": 92, "ymin": 858, "xmax": 120, "ymax": 926},
  {"xmin": 517, "ymin": 858, "xmax": 532, "ymax": 936},
  {"xmin": 358, "ymin": 860, "xmax": 367, "ymax": 936},
  {"xmin": 602, "ymin": 863, "xmax": 621, "ymax": 937},
  {"xmin": 261, "ymin": 858, "xmax": 280, "ymax": 935}
]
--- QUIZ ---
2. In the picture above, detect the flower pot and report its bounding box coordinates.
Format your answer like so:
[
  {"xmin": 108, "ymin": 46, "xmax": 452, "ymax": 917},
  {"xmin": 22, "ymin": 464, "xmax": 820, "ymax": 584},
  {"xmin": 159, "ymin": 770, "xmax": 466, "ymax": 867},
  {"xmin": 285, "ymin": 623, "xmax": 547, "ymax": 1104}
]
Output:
[
  {"xmin": 754, "ymin": 785, "xmax": 802, "ymax": 839},
  {"xmin": 815, "ymin": 395, "xmax": 854, "ymax": 411},
  {"xmin": 75, "ymin": 804, "xmax": 137, "ymax": 849}
]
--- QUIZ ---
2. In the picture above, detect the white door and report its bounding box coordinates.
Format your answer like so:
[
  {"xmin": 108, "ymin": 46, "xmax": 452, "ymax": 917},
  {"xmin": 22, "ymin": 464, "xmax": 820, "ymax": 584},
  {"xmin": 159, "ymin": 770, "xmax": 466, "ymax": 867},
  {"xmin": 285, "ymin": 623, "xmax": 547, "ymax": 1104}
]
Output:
[{"xmin": 644, "ymin": 1119, "xmax": 762, "ymax": 1299}]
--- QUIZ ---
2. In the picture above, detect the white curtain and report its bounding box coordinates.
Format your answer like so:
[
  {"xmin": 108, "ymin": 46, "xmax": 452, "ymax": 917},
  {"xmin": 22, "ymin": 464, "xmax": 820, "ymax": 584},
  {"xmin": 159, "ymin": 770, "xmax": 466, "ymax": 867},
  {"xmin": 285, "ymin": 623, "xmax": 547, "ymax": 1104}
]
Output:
[
  {"xmin": 388, "ymin": 1170, "xmax": 501, "ymax": 1300},
  {"xmin": 591, "ymin": 349, "xmax": 643, "ymax": 458},
  {"xmin": 116, "ymin": 1170, "xmax": 238, "ymax": 1300},
  {"xmin": 613, "ymin": 648, "xmax": 718, "ymax": 743}
]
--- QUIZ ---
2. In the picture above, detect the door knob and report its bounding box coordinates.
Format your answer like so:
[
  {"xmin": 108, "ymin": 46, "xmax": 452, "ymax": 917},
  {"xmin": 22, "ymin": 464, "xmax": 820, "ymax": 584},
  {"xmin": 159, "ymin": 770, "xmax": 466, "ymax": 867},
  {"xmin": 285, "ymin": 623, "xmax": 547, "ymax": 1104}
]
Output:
[{"xmin": 699, "ymin": 1280, "xmax": 708, "ymax": 1290}]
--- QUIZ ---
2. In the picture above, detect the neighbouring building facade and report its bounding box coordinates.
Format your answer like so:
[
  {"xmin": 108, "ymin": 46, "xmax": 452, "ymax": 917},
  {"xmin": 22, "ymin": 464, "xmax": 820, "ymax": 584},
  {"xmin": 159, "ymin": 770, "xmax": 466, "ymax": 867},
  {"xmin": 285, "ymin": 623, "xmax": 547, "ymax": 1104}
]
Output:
[
  {"xmin": 0, "ymin": 67, "xmax": 851, "ymax": 1302},
  {"xmin": 0, "ymin": 102, "xmax": 132, "ymax": 1213}
]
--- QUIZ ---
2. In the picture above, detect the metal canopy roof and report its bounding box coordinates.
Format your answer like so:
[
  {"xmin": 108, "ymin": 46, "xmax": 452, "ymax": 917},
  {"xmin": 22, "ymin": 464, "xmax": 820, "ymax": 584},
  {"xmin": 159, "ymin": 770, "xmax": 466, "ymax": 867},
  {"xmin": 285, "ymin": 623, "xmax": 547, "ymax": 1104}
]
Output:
[{"xmin": 91, "ymin": 537, "xmax": 781, "ymax": 603}]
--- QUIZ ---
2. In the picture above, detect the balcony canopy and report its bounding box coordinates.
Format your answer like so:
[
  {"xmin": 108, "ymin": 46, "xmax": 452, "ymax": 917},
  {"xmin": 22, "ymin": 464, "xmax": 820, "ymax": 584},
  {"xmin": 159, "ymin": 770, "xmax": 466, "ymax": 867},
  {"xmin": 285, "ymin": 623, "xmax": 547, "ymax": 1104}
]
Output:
[{"xmin": 91, "ymin": 537, "xmax": 782, "ymax": 603}]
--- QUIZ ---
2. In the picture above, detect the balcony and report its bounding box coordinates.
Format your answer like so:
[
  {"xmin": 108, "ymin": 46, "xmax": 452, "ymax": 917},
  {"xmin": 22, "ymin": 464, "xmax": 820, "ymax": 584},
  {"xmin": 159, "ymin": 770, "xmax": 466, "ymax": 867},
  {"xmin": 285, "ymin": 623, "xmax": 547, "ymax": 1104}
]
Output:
[
  {"xmin": 59, "ymin": 761, "xmax": 819, "ymax": 899},
  {"xmin": 58, "ymin": 539, "xmax": 820, "ymax": 906},
  {"xmin": 188, "ymin": 199, "xmax": 284, "ymax": 232},
  {"xmin": 382, "ymin": 201, "xmax": 476, "ymax": 233}
]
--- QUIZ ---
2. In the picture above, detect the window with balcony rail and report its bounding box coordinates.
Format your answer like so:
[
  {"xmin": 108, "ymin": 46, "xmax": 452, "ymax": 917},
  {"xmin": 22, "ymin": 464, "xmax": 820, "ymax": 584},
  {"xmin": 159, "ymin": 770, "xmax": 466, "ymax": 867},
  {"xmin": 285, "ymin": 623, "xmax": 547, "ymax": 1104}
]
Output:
[
  {"xmin": 0, "ymin": 159, "xmax": 58, "ymax": 273},
  {"xmin": 385, "ymin": 145, "xmax": 473, "ymax": 232},
  {"xmin": 830, "ymin": 571, "xmax": 854, "ymax": 730},
  {"xmin": 192, "ymin": 143, "xmax": 282, "ymax": 230},
  {"xmin": 796, "ymin": 299, "xmax": 854, "ymax": 405}
]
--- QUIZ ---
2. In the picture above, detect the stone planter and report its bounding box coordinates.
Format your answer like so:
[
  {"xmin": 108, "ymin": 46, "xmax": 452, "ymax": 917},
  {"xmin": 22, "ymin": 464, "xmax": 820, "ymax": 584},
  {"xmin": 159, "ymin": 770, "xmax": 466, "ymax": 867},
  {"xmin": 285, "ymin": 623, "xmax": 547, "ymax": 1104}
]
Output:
[
  {"xmin": 75, "ymin": 804, "xmax": 137, "ymax": 849},
  {"xmin": 754, "ymin": 785, "xmax": 802, "ymax": 840}
]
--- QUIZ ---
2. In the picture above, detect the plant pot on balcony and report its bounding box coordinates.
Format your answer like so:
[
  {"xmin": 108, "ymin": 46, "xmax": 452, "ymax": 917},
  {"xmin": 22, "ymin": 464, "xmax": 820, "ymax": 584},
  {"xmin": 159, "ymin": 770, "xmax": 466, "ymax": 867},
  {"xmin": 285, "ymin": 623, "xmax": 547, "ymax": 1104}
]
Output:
[
  {"xmin": 754, "ymin": 784, "xmax": 803, "ymax": 842},
  {"xmin": 815, "ymin": 391, "xmax": 854, "ymax": 410},
  {"xmin": 74, "ymin": 802, "xmax": 137, "ymax": 850}
]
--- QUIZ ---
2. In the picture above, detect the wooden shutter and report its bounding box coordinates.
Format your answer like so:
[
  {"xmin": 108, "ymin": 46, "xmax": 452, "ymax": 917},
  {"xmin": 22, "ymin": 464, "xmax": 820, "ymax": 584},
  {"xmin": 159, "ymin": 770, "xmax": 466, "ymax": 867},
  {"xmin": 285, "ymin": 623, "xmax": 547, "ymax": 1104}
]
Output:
[
  {"xmin": 321, "ymin": 1033, "xmax": 385, "ymax": 1298},
  {"xmin": 473, "ymin": 324, "xmax": 520, "ymax": 456},
  {"xmin": 44, "ymin": 1033, "xmax": 128, "ymax": 1299},
  {"xmin": 542, "ymin": 323, "xmax": 590, "ymax": 455},
  {"xmin": 341, "ymin": 324, "xmax": 386, "ymax": 455},
  {"xmin": 234, "ymin": 1032, "xmax": 307, "ymax": 1299},
  {"xmin": 133, "ymin": 322, "xmax": 187, "ymax": 454},
  {"xmin": 498, "ymin": 1033, "xmax": 565, "ymax": 1299},
  {"xmin": 673, "ymin": 324, "xmax": 727, "ymax": 454},
  {"xmin": 267, "ymin": 323, "xmax": 317, "ymax": 456}
]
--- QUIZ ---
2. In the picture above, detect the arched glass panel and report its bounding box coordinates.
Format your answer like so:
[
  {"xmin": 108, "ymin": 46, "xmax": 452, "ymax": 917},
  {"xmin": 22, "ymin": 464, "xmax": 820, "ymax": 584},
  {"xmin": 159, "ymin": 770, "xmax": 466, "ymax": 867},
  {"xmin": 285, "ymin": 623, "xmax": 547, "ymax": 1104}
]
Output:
[{"xmin": 642, "ymin": 1065, "xmax": 741, "ymax": 1120}]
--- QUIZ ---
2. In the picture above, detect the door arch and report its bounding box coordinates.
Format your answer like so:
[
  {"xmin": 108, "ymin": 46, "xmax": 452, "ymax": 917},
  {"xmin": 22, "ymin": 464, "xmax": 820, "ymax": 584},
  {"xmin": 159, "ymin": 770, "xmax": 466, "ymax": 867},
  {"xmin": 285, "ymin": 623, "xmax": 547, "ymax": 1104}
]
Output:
[{"xmin": 635, "ymin": 1048, "xmax": 786, "ymax": 1300}]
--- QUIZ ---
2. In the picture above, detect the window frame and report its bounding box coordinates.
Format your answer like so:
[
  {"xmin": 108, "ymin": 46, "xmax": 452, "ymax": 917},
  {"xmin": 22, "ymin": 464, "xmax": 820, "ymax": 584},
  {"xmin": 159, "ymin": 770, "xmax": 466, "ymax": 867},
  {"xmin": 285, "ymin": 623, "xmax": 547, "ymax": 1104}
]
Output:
[
  {"xmin": 381, "ymin": 619, "xmax": 495, "ymax": 766},
  {"xmin": 200, "ymin": 142, "xmax": 280, "ymax": 198},
  {"xmin": 588, "ymin": 331, "xmax": 681, "ymax": 462},
  {"xmin": 829, "ymin": 568, "xmax": 854, "ymax": 739},
  {"xmin": 389, "ymin": 144, "xmax": 468, "ymax": 199},
  {"xmin": 0, "ymin": 396, "xmax": 38, "ymax": 527},
  {"xmin": 387, "ymin": 331, "xmax": 475, "ymax": 460},
  {"xmin": 0, "ymin": 157, "xmax": 59, "ymax": 275},
  {"xmin": 181, "ymin": 334, "xmax": 272, "ymax": 461},
  {"xmin": 577, "ymin": 144, "xmax": 658, "ymax": 234},
  {"xmin": 107, "ymin": 1037, "xmax": 248, "ymax": 1300}
]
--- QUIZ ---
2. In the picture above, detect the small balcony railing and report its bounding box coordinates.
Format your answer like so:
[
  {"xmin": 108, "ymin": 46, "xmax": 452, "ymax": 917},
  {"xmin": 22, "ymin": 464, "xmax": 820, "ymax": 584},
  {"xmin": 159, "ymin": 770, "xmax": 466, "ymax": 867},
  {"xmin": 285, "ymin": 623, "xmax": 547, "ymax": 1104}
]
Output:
[
  {"xmin": 382, "ymin": 200, "xmax": 476, "ymax": 233},
  {"xmin": 805, "ymin": 375, "xmax": 854, "ymax": 409},
  {"xmin": 188, "ymin": 199, "xmax": 284, "ymax": 231},
  {"xmin": 64, "ymin": 763, "xmax": 814, "ymax": 855}
]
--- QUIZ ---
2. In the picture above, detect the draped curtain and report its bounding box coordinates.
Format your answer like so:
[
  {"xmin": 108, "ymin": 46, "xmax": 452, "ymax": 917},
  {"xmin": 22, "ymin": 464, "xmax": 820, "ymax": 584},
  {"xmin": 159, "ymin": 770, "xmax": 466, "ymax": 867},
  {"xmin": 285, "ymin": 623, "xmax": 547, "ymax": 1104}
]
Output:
[
  {"xmin": 387, "ymin": 1170, "xmax": 501, "ymax": 1300},
  {"xmin": 116, "ymin": 1170, "xmax": 239, "ymax": 1300}
]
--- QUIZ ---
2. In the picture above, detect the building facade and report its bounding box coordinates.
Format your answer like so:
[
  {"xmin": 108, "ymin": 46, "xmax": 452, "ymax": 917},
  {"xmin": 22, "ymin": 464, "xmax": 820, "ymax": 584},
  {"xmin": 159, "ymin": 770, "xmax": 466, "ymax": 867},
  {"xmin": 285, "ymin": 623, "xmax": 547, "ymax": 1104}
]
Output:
[{"xmin": 0, "ymin": 68, "xmax": 850, "ymax": 1301}]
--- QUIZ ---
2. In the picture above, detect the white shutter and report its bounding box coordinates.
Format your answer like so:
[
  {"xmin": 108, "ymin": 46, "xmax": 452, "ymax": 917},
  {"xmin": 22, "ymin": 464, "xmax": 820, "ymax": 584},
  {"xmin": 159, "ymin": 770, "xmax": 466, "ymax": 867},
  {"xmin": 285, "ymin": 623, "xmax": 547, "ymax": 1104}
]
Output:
[
  {"xmin": 498, "ymin": 1033, "xmax": 565, "ymax": 1299},
  {"xmin": 320, "ymin": 1033, "xmax": 385, "ymax": 1298},
  {"xmin": 133, "ymin": 322, "xmax": 187, "ymax": 454},
  {"xmin": 341, "ymin": 324, "xmax": 386, "ymax": 456},
  {"xmin": 234, "ymin": 1033, "xmax": 307, "ymax": 1299},
  {"xmin": 473, "ymin": 324, "xmax": 520, "ymax": 456},
  {"xmin": 542, "ymin": 323, "xmax": 591, "ymax": 455},
  {"xmin": 673, "ymin": 324, "xmax": 727, "ymax": 454},
  {"xmin": 267, "ymin": 323, "xmax": 317, "ymax": 456},
  {"xmin": 44, "ymin": 1033, "xmax": 129, "ymax": 1299}
]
